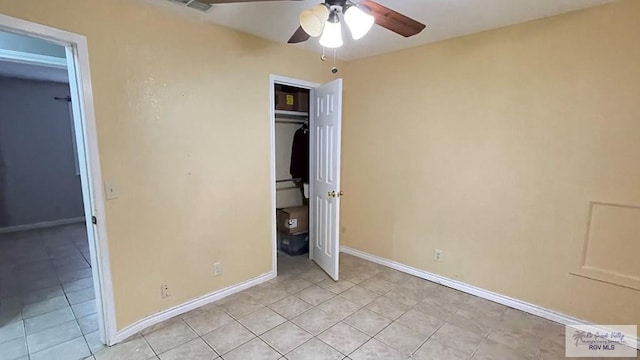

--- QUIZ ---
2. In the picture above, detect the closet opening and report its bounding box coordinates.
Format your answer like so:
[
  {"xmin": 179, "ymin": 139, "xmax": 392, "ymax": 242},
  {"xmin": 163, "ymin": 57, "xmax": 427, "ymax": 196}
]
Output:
[
  {"xmin": 274, "ymin": 82, "xmax": 313, "ymax": 276},
  {"xmin": 270, "ymin": 75, "xmax": 343, "ymax": 281}
]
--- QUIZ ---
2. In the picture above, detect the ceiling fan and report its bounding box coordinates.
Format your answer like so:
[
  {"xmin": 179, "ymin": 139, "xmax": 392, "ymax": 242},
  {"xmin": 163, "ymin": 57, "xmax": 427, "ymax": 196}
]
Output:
[{"xmin": 199, "ymin": 0, "xmax": 426, "ymax": 48}]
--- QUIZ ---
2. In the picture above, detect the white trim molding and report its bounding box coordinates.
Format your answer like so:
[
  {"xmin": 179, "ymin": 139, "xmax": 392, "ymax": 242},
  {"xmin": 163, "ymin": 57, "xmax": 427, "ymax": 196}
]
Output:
[
  {"xmin": 113, "ymin": 271, "xmax": 275, "ymax": 344},
  {"xmin": 571, "ymin": 201, "xmax": 640, "ymax": 291},
  {"xmin": 0, "ymin": 217, "xmax": 84, "ymax": 234},
  {"xmin": 0, "ymin": 48, "xmax": 67, "ymax": 68},
  {"xmin": 340, "ymin": 246, "xmax": 640, "ymax": 350}
]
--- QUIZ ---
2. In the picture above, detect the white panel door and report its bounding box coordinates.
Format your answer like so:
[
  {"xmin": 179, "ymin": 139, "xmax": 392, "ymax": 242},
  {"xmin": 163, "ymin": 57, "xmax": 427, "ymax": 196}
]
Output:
[{"xmin": 310, "ymin": 78, "xmax": 342, "ymax": 281}]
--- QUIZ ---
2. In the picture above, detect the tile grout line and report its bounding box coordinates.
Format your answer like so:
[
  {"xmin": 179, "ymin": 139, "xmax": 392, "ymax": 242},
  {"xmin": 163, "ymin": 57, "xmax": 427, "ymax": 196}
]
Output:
[
  {"xmin": 340, "ymin": 298, "xmax": 402, "ymax": 358},
  {"xmin": 140, "ymin": 331, "xmax": 160, "ymax": 358},
  {"xmin": 180, "ymin": 315, "xmax": 224, "ymax": 359},
  {"xmin": 288, "ymin": 262, "xmax": 454, "ymax": 359},
  {"xmin": 19, "ymin": 297, "xmax": 30, "ymax": 358},
  {"xmin": 320, "ymin": 283, "xmax": 408, "ymax": 358},
  {"xmin": 222, "ymin": 271, "xmax": 348, "ymax": 359},
  {"xmin": 83, "ymin": 331, "xmax": 97, "ymax": 356},
  {"xmin": 404, "ymin": 293, "xmax": 458, "ymax": 358},
  {"xmin": 275, "ymin": 272, "xmax": 368, "ymax": 359},
  {"xmin": 232, "ymin": 316, "xmax": 287, "ymax": 358}
]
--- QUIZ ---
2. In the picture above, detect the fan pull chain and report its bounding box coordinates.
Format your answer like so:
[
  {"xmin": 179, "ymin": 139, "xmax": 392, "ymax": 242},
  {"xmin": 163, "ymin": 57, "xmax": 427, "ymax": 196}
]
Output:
[
  {"xmin": 331, "ymin": 48, "xmax": 338, "ymax": 74},
  {"xmin": 320, "ymin": 47, "xmax": 338, "ymax": 74}
]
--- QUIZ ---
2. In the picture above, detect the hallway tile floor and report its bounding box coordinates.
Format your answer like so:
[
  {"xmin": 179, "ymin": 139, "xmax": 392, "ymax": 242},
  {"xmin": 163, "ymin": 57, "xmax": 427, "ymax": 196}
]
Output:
[{"xmin": 0, "ymin": 223, "xmax": 99, "ymax": 360}]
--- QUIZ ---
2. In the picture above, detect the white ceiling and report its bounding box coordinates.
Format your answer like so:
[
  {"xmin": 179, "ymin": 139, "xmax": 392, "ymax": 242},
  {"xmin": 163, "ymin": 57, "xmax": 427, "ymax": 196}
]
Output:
[{"xmin": 148, "ymin": 0, "xmax": 616, "ymax": 60}]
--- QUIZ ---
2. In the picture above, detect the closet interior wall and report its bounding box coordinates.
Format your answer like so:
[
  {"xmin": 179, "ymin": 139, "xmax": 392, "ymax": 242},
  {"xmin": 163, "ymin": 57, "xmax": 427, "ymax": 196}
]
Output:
[
  {"xmin": 275, "ymin": 121, "xmax": 304, "ymax": 208},
  {"xmin": 274, "ymin": 85, "xmax": 309, "ymax": 209}
]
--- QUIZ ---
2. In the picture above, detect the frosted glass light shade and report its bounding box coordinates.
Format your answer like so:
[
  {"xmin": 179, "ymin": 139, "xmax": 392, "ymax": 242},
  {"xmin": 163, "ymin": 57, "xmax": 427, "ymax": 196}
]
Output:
[
  {"xmin": 300, "ymin": 4, "xmax": 329, "ymax": 37},
  {"xmin": 344, "ymin": 5, "xmax": 374, "ymax": 40},
  {"xmin": 319, "ymin": 18, "xmax": 343, "ymax": 48}
]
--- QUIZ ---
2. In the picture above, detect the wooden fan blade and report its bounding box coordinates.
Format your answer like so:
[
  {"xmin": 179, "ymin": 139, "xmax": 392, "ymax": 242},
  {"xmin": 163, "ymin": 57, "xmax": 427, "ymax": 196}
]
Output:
[
  {"xmin": 200, "ymin": 0, "xmax": 298, "ymax": 4},
  {"xmin": 288, "ymin": 26, "xmax": 310, "ymax": 44},
  {"xmin": 358, "ymin": 0, "xmax": 426, "ymax": 37}
]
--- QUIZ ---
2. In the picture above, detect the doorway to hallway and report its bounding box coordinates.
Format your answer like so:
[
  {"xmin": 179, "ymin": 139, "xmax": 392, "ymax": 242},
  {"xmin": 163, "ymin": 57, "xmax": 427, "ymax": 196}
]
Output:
[{"xmin": 0, "ymin": 13, "xmax": 116, "ymax": 352}]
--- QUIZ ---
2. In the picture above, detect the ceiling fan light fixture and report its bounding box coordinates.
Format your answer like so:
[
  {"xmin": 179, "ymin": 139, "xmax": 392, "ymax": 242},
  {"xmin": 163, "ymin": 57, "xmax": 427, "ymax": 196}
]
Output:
[
  {"xmin": 344, "ymin": 5, "xmax": 374, "ymax": 40},
  {"xmin": 300, "ymin": 4, "xmax": 329, "ymax": 37},
  {"xmin": 319, "ymin": 10, "xmax": 343, "ymax": 48}
]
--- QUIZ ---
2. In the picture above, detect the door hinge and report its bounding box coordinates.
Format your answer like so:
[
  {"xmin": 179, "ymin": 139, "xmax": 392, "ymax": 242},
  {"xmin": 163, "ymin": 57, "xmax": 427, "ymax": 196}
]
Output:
[{"xmin": 91, "ymin": 216, "xmax": 97, "ymax": 225}]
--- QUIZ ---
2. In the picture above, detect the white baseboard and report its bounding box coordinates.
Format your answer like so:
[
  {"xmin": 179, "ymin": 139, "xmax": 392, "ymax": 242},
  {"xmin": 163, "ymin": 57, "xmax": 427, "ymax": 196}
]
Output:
[
  {"xmin": 340, "ymin": 246, "xmax": 639, "ymax": 350},
  {"xmin": 0, "ymin": 217, "xmax": 85, "ymax": 234},
  {"xmin": 112, "ymin": 270, "xmax": 276, "ymax": 345}
]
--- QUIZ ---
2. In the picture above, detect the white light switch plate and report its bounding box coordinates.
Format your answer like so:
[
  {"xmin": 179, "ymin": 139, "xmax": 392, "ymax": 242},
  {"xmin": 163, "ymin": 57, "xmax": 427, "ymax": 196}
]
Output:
[{"xmin": 105, "ymin": 182, "xmax": 118, "ymax": 200}]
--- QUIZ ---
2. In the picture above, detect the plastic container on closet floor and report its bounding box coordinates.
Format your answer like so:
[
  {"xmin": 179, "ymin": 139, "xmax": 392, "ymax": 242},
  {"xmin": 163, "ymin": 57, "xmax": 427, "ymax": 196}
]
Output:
[{"xmin": 279, "ymin": 232, "xmax": 309, "ymax": 256}]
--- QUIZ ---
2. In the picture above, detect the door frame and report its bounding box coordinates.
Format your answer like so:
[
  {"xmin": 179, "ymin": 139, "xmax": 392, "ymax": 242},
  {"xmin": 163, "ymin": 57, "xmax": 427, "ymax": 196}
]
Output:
[
  {"xmin": 269, "ymin": 75, "xmax": 319, "ymax": 276},
  {"xmin": 0, "ymin": 14, "xmax": 117, "ymax": 345}
]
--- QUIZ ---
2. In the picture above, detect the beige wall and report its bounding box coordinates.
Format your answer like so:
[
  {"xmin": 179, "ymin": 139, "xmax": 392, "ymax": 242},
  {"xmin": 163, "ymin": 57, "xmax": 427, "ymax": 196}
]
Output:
[
  {"xmin": 2, "ymin": 0, "xmax": 638, "ymax": 335},
  {"xmin": 341, "ymin": 0, "xmax": 640, "ymax": 328},
  {"xmin": 0, "ymin": 0, "xmax": 338, "ymax": 329}
]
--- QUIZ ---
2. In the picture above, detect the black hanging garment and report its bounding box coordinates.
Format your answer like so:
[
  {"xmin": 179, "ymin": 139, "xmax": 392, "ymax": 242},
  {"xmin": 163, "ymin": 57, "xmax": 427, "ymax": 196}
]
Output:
[{"xmin": 290, "ymin": 126, "xmax": 309, "ymax": 183}]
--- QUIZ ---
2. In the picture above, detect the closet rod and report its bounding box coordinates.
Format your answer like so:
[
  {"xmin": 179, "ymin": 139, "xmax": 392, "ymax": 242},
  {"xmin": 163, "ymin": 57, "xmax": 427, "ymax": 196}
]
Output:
[
  {"xmin": 275, "ymin": 119, "xmax": 307, "ymax": 124},
  {"xmin": 276, "ymin": 178, "xmax": 301, "ymax": 183}
]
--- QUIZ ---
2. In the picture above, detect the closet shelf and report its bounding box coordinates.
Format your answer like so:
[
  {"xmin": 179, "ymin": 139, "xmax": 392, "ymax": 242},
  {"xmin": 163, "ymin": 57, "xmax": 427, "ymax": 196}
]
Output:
[{"xmin": 275, "ymin": 110, "xmax": 309, "ymax": 118}]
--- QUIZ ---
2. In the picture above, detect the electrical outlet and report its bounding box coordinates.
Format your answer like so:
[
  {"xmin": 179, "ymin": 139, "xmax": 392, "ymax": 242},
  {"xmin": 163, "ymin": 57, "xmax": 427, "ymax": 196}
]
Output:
[
  {"xmin": 160, "ymin": 284, "xmax": 170, "ymax": 298},
  {"xmin": 213, "ymin": 262, "xmax": 223, "ymax": 277},
  {"xmin": 434, "ymin": 249, "xmax": 443, "ymax": 262}
]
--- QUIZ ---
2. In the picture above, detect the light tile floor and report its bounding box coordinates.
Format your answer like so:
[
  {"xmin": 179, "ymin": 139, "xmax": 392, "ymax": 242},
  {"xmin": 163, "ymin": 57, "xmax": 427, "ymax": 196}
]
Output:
[
  {"xmin": 89, "ymin": 251, "xmax": 640, "ymax": 360},
  {"xmin": 0, "ymin": 223, "xmax": 99, "ymax": 360},
  {"xmin": 4, "ymin": 228, "xmax": 637, "ymax": 360}
]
